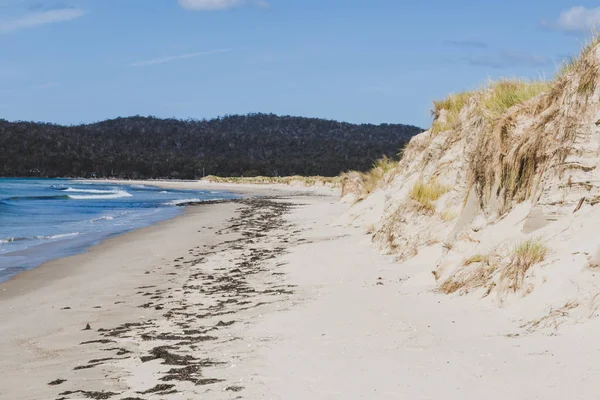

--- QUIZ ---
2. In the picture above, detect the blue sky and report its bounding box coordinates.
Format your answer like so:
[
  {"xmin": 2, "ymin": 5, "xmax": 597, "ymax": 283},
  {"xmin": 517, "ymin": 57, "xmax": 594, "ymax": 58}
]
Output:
[{"xmin": 0, "ymin": 0, "xmax": 598, "ymax": 127}]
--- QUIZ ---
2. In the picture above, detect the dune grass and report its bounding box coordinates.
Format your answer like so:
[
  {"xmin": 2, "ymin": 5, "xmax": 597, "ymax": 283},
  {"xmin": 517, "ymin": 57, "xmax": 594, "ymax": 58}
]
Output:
[
  {"xmin": 431, "ymin": 92, "xmax": 473, "ymax": 133},
  {"xmin": 439, "ymin": 253, "xmax": 497, "ymax": 295},
  {"xmin": 409, "ymin": 179, "xmax": 449, "ymax": 213},
  {"xmin": 554, "ymin": 34, "xmax": 600, "ymax": 94},
  {"xmin": 500, "ymin": 239, "xmax": 548, "ymax": 292},
  {"xmin": 341, "ymin": 155, "xmax": 399, "ymax": 199},
  {"xmin": 463, "ymin": 253, "xmax": 490, "ymax": 266},
  {"xmin": 440, "ymin": 209, "xmax": 458, "ymax": 222},
  {"xmin": 482, "ymin": 80, "xmax": 551, "ymax": 120}
]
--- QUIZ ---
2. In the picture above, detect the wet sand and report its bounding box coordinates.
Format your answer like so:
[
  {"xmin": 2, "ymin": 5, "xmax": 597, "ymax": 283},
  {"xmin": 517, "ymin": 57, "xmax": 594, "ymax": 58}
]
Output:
[{"xmin": 0, "ymin": 186, "xmax": 337, "ymax": 399}]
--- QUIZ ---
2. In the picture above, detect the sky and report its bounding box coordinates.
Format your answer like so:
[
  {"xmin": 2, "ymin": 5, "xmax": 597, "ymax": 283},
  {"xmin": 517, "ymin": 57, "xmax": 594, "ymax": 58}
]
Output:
[{"xmin": 0, "ymin": 0, "xmax": 599, "ymax": 128}]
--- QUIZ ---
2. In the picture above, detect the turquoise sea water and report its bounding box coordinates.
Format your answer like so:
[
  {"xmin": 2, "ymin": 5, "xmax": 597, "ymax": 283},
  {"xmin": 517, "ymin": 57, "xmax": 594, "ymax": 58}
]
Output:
[{"xmin": 0, "ymin": 178, "xmax": 237, "ymax": 283}]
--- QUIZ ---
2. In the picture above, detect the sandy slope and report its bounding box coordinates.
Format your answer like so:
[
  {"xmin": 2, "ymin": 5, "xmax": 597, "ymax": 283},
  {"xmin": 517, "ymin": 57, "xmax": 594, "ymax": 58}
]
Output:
[{"xmin": 1, "ymin": 184, "xmax": 598, "ymax": 399}]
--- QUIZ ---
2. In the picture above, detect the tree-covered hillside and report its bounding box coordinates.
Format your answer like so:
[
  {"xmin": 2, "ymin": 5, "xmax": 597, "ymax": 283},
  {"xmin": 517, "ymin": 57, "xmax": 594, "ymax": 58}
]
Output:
[{"xmin": 0, "ymin": 113, "xmax": 422, "ymax": 179}]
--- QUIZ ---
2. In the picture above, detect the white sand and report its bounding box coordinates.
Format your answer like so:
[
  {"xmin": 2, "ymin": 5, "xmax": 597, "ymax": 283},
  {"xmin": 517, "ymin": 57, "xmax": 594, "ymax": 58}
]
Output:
[{"xmin": 0, "ymin": 182, "xmax": 596, "ymax": 399}]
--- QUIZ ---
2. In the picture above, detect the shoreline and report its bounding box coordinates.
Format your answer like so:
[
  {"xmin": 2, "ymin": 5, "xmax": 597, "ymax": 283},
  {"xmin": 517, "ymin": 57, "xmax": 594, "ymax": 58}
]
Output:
[
  {"xmin": 2, "ymin": 180, "xmax": 596, "ymax": 399},
  {"xmin": 0, "ymin": 183, "xmax": 338, "ymax": 399},
  {"xmin": 0, "ymin": 204, "xmax": 206, "ymax": 297},
  {"xmin": 0, "ymin": 179, "xmax": 246, "ymax": 285},
  {"xmin": 78, "ymin": 178, "xmax": 338, "ymax": 197},
  {"xmin": 0, "ymin": 198, "xmax": 246, "ymax": 399},
  {"xmin": 0, "ymin": 178, "xmax": 337, "ymax": 294}
]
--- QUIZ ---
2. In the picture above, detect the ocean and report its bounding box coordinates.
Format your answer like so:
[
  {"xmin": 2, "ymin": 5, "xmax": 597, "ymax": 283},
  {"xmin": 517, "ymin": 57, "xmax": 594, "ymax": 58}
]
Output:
[{"xmin": 0, "ymin": 178, "xmax": 238, "ymax": 283}]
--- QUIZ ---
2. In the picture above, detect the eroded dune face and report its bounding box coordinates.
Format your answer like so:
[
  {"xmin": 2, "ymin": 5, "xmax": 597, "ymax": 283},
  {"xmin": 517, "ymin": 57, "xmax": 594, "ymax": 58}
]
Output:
[{"xmin": 341, "ymin": 41, "xmax": 600, "ymax": 326}]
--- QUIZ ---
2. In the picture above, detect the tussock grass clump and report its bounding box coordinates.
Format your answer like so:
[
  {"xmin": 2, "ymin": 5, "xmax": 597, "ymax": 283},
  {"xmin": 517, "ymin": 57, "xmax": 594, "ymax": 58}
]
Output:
[
  {"xmin": 340, "ymin": 156, "xmax": 398, "ymax": 199},
  {"xmin": 431, "ymin": 92, "xmax": 473, "ymax": 133},
  {"xmin": 409, "ymin": 179, "xmax": 449, "ymax": 213},
  {"xmin": 432, "ymin": 92, "xmax": 472, "ymax": 118},
  {"xmin": 463, "ymin": 253, "xmax": 490, "ymax": 266},
  {"xmin": 440, "ymin": 209, "xmax": 458, "ymax": 222},
  {"xmin": 439, "ymin": 253, "xmax": 497, "ymax": 295},
  {"xmin": 468, "ymin": 77, "xmax": 572, "ymax": 214},
  {"xmin": 371, "ymin": 155, "xmax": 398, "ymax": 179},
  {"xmin": 555, "ymin": 34, "xmax": 600, "ymax": 95},
  {"xmin": 482, "ymin": 80, "xmax": 550, "ymax": 121},
  {"xmin": 500, "ymin": 239, "xmax": 548, "ymax": 292}
]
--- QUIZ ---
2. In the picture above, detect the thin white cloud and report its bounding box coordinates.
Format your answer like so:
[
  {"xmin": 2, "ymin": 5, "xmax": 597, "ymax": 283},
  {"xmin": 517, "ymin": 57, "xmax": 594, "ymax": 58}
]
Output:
[
  {"xmin": 0, "ymin": 8, "xmax": 84, "ymax": 33},
  {"xmin": 465, "ymin": 51, "xmax": 550, "ymax": 69},
  {"xmin": 130, "ymin": 49, "xmax": 232, "ymax": 67},
  {"xmin": 178, "ymin": 0, "xmax": 269, "ymax": 11},
  {"xmin": 544, "ymin": 6, "xmax": 600, "ymax": 33},
  {"xmin": 35, "ymin": 82, "xmax": 60, "ymax": 89}
]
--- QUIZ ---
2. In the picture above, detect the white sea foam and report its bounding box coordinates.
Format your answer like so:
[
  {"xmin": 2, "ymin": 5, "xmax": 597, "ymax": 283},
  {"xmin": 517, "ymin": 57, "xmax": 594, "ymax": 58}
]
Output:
[
  {"xmin": 62, "ymin": 187, "xmax": 120, "ymax": 194},
  {"xmin": 39, "ymin": 232, "xmax": 81, "ymax": 240},
  {"xmin": 164, "ymin": 198, "xmax": 205, "ymax": 206},
  {"xmin": 91, "ymin": 215, "xmax": 115, "ymax": 222},
  {"xmin": 68, "ymin": 191, "xmax": 132, "ymax": 200},
  {"xmin": 0, "ymin": 232, "xmax": 80, "ymax": 244}
]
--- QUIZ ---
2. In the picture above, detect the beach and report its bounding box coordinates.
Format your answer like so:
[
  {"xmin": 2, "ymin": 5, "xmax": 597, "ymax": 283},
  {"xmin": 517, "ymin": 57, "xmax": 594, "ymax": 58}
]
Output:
[{"xmin": 1, "ymin": 181, "xmax": 598, "ymax": 400}]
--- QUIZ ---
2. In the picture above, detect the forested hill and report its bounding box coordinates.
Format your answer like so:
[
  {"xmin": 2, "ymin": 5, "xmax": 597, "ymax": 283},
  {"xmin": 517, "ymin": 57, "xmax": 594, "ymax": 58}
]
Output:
[{"xmin": 0, "ymin": 113, "xmax": 422, "ymax": 179}]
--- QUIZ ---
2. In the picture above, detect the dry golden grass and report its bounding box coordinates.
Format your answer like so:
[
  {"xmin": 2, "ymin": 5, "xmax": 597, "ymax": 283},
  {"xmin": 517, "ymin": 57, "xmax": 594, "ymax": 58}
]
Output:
[
  {"xmin": 409, "ymin": 179, "xmax": 449, "ymax": 213},
  {"xmin": 500, "ymin": 239, "xmax": 548, "ymax": 292},
  {"xmin": 463, "ymin": 253, "xmax": 490, "ymax": 266},
  {"xmin": 554, "ymin": 33, "xmax": 600, "ymax": 95},
  {"xmin": 468, "ymin": 81, "xmax": 563, "ymax": 214},
  {"xmin": 482, "ymin": 79, "xmax": 550, "ymax": 121},
  {"xmin": 578, "ymin": 62, "xmax": 598, "ymax": 94},
  {"xmin": 440, "ymin": 209, "xmax": 458, "ymax": 222},
  {"xmin": 459, "ymin": 34, "xmax": 600, "ymax": 217},
  {"xmin": 340, "ymin": 156, "xmax": 398, "ymax": 200},
  {"xmin": 439, "ymin": 253, "xmax": 497, "ymax": 295},
  {"xmin": 431, "ymin": 92, "xmax": 473, "ymax": 133},
  {"xmin": 521, "ymin": 300, "xmax": 579, "ymax": 332}
]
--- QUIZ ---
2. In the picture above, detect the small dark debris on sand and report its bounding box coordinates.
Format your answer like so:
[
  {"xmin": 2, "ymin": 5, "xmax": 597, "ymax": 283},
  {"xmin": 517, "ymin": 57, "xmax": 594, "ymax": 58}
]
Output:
[
  {"xmin": 48, "ymin": 379, "xmax": 66, "ymax": 386},
  {"xmin": 140, "ymin": 346, "xmax": 194, "ymax": 365},
  {"xmin": 58, "ymin": 390, "xmax": 118, "ymax": 399},
  {"xmin": 136, "ymin": 384, "xmax": 176, "ymax": 394},
  {"xmin": 80, "ymin": 339, "xmax": 115, "ymax": 345},
  {"xmin": 73, "ymin": 363, "xmax": 101, "ymax": 371},
  {"xmin": 61, "ymin": 198, "xmax": 301, "ymax": 396}
]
